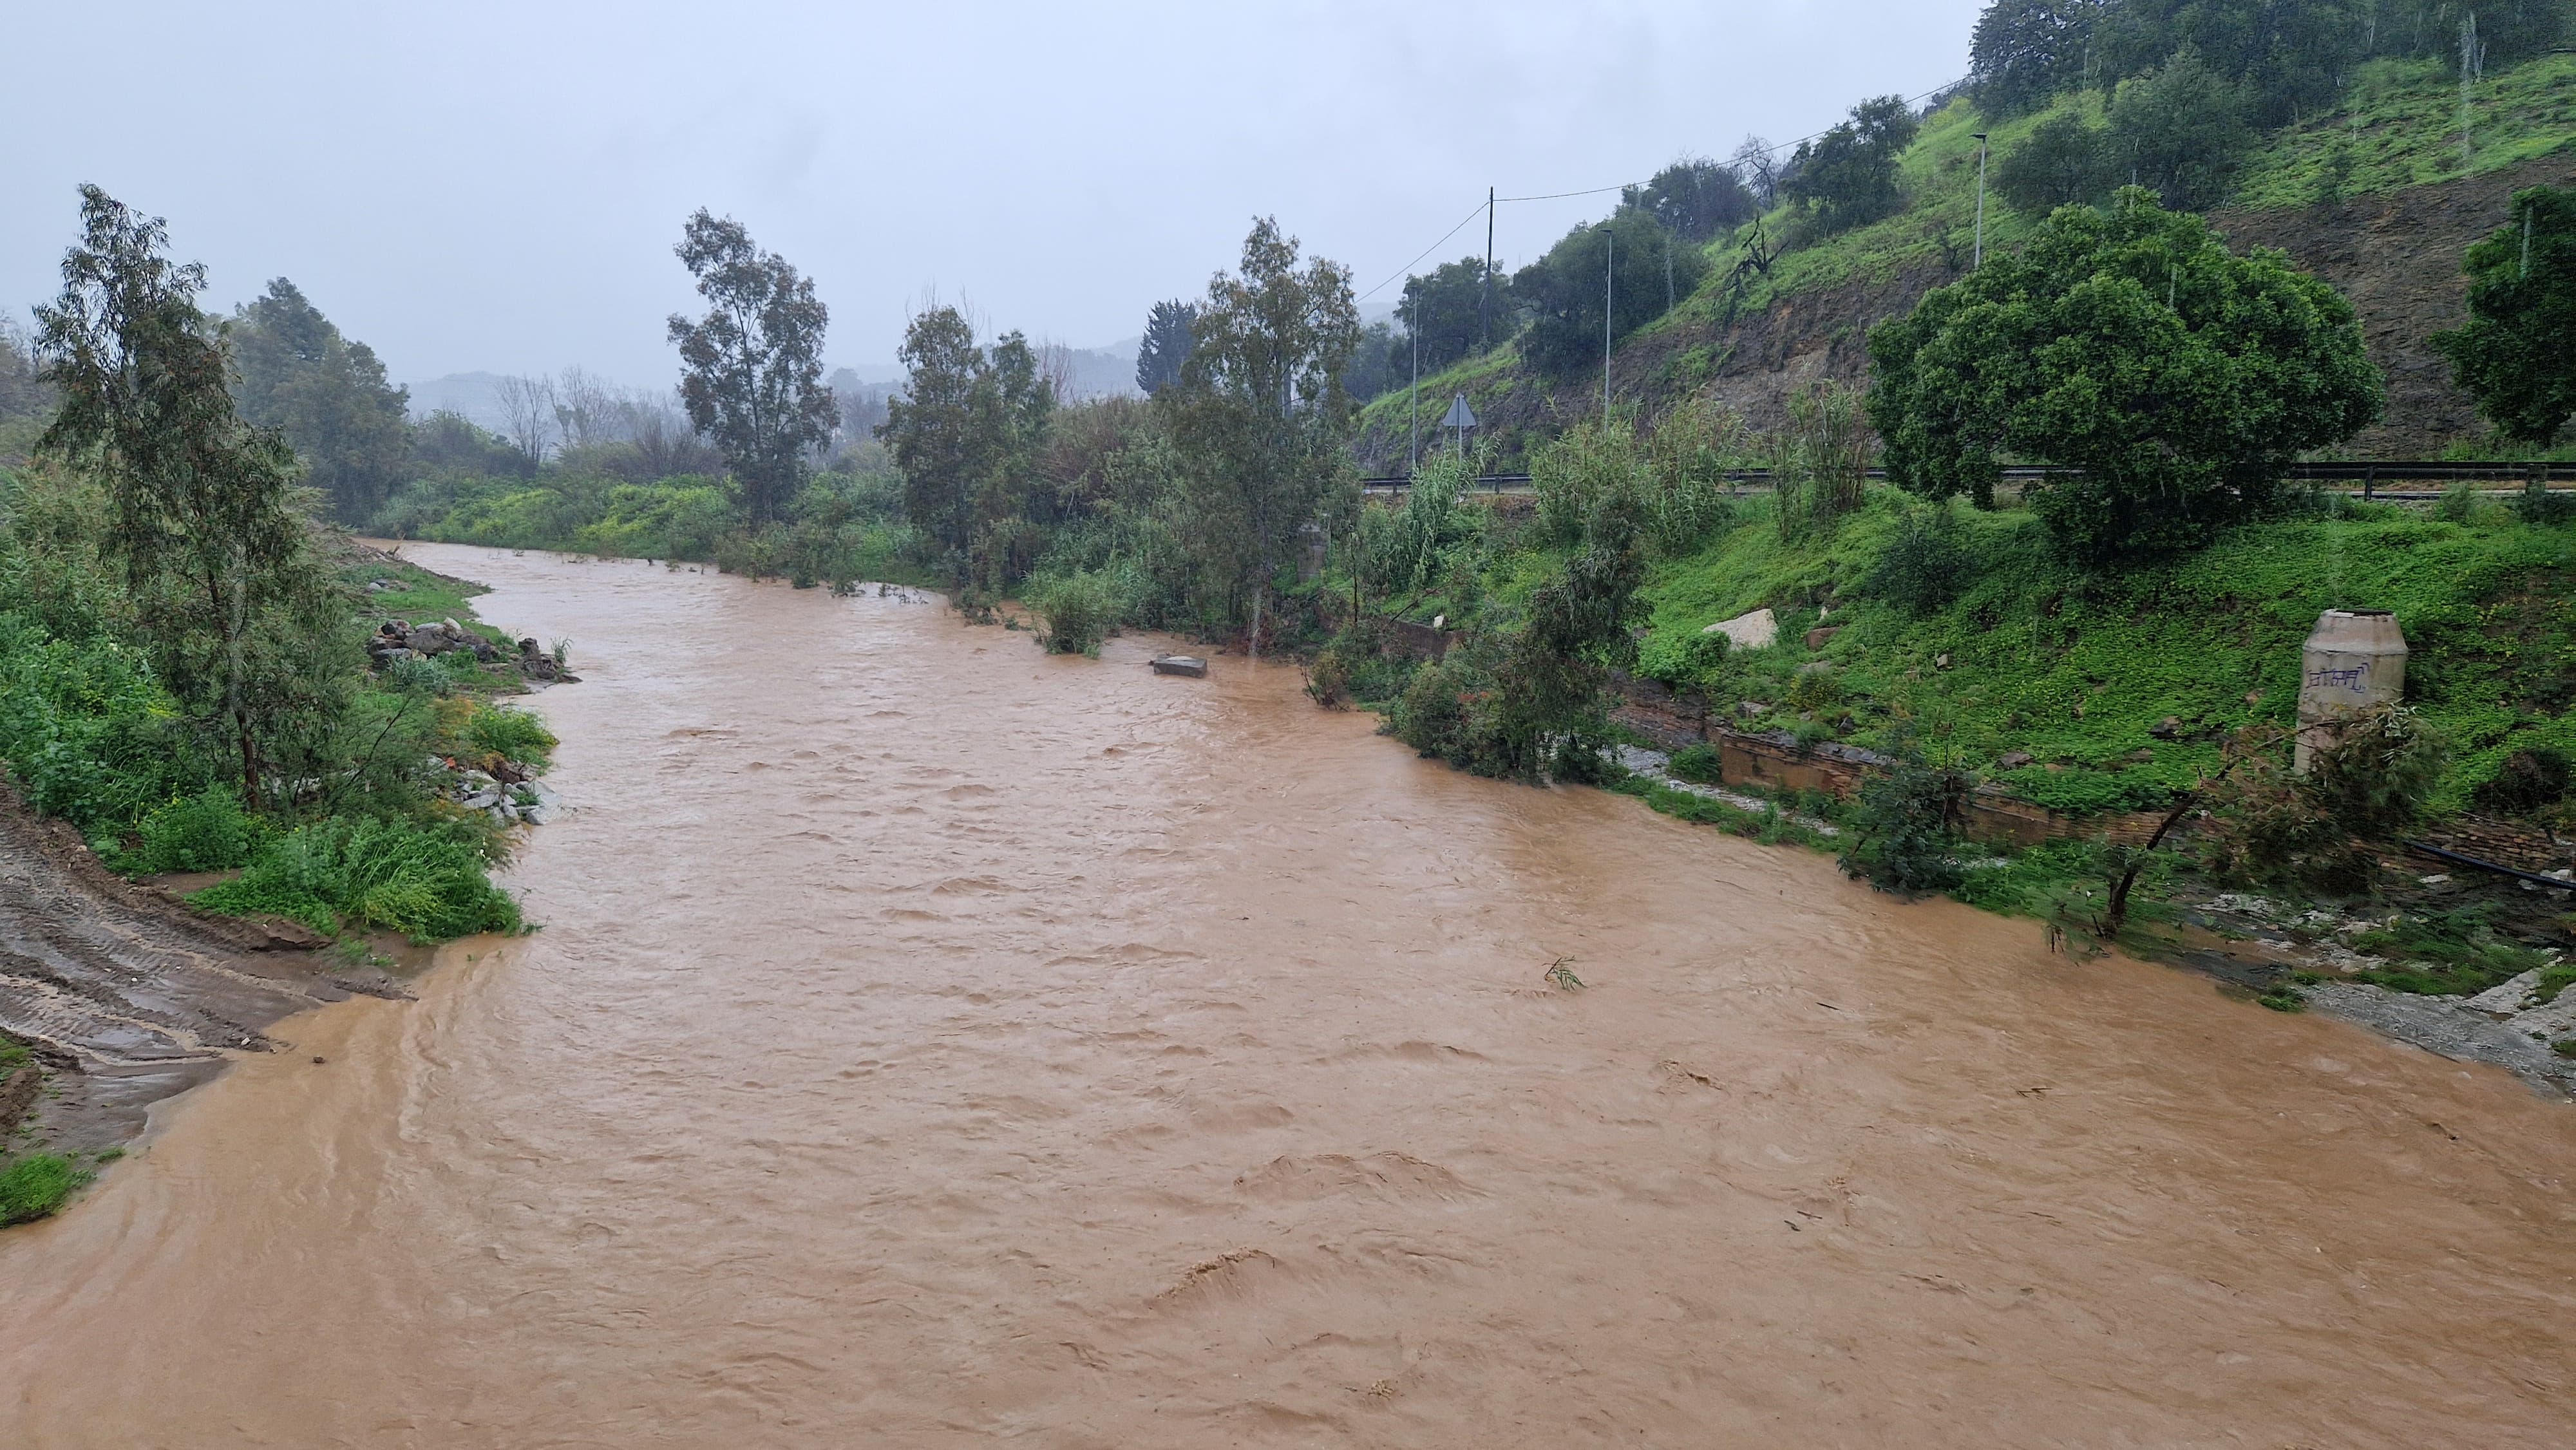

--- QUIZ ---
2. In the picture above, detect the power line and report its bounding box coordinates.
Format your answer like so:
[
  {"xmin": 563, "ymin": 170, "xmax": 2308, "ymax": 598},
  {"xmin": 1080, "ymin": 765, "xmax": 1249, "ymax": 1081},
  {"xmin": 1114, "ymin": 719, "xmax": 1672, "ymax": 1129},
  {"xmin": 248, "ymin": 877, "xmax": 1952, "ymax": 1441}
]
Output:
[
  {"xmin": 1372, "ymin": 74, "xmax": 1971, "ymax": 298},
  {"xmin": 1357, "ymin": 202, "xmax": 1489, "ymax": 301}
]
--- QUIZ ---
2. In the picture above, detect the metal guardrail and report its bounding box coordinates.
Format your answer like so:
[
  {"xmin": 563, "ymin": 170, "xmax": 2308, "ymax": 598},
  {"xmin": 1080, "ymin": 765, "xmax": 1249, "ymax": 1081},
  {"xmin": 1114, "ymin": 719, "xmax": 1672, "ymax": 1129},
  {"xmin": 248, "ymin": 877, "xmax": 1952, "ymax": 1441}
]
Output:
[{"xmin": 1359, "ymin": 462, "xmax": 2576, "ymax": 496}]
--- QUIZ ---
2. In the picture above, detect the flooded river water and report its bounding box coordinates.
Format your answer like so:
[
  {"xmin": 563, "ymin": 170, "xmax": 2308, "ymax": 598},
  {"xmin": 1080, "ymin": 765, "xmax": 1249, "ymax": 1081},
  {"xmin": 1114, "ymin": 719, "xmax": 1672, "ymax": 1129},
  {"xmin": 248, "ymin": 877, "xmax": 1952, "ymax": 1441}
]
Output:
[{"xmin": 3, "ymin": 543, "xmax": 2571, "ymax": 1447}]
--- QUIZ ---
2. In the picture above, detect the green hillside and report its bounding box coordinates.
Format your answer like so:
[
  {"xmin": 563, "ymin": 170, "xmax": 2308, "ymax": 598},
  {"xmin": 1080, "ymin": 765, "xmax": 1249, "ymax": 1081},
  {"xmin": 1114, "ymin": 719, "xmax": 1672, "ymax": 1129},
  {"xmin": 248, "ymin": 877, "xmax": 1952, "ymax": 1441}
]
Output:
[{"xmin": 1357, "ymin": 52, "xmax": 2576, "ymax": 469}]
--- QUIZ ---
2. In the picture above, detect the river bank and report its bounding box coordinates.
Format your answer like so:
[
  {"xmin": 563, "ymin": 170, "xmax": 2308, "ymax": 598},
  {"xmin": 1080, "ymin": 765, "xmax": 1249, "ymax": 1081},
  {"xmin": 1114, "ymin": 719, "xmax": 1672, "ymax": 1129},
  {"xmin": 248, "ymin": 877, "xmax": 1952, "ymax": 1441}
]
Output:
[
  {"xmin": 5, "ymin": 541, "xmax": 2571, "ymax": 1447},
  {"xmin": 0, "ymin": 539, "xmax": 563, "ymax": 1221}
]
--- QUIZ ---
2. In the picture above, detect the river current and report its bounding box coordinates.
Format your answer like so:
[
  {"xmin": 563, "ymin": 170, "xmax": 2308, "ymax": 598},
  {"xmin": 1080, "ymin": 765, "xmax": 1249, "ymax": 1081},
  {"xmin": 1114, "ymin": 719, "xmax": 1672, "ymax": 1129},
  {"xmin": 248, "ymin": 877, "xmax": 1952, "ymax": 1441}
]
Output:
[{"xmin": 3, "ymin": 543, "xmax": 2571, "ymax": 1447}]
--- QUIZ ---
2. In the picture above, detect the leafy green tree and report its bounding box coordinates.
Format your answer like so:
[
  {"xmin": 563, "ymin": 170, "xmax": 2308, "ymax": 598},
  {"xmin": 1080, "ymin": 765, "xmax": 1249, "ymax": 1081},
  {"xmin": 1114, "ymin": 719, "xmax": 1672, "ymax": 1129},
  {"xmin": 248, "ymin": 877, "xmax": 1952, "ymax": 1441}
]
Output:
[
  {"xmin": 667, "ymin": 209, "xmax": 837, "ymax": 523},
  {"xmin": 1785, "ymin": 97, "xmax": 1920, "ymax": 236},
  {"xmin": 1342, "ymin": 320, "xmax": 1405, "ymax": 404},
  {"xmin": 35, "ymin": 185, "xmax": 353, "ymax": 809},
  {"xmin": 1160, "ymin": 217, "xmax": 1360, "ymax": 644},
  {"xmin": 2105, "ymin": 46, "xmax": 2257, "ymax": 211},
  {"xmin": 1134, "ymin": 299, "xmax": 1197, "ymax": 395},
  {"xmin": 1971, "ymin": 0, "xmax": 2106, "ymax": 117},
  {"xmin": 1622, "ymin": 158, "xmax": 1757, "ymax": 244},
  {"xmin": 2096, "ymin": 2, "xmax": 2366, "ymax": 127},
  {"xmin": 1869, "ymin": 189, "xmax": 2382, "ymax": 563},
  {"xmin": 228, "ymin": 279, "xmax": 413, "ymax": 522},
  {"xmin": 1513, "ymin": 209, "xmax": 1707, "ymax": 377},
  {"xmin": 878, "ymin": 306, "xmax": 1054, "ymax": 569},
  {"xmin": 2433, "ymin": 184, "xmax": 2576, "ymax": 446},
  {"xmin": 1995, "ymin": 109, "xmax": 2115, "ymax": 215},
  {"xmin": 1397, "ymin": 256, "xmax": 1504, "ymax": 372}
]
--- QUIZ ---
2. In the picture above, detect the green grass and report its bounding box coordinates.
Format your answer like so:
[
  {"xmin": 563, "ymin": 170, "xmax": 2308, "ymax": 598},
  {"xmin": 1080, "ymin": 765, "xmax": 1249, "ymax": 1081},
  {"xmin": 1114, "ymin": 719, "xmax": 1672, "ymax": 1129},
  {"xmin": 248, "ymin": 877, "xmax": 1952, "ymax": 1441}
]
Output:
[
  {"xmin": 1633, "ymin": 487, "xmax": 2576, "ymax": 816},
  {"xmin": 0, "ymin": 1152, "xmax": 88, "ymax": 1226},
  {"xmin": 2234, "ymin": 55, "xmax": 2576, "ymax": 211}
]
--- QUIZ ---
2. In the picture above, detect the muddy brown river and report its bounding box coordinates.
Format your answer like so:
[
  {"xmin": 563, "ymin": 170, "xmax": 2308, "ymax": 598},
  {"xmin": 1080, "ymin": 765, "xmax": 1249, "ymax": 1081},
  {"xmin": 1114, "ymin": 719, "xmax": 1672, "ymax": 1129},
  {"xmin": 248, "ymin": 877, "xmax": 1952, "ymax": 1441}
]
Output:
[{"xmin": 4, "ymin": 543, "xmax": 2573, "ymax": 1447}]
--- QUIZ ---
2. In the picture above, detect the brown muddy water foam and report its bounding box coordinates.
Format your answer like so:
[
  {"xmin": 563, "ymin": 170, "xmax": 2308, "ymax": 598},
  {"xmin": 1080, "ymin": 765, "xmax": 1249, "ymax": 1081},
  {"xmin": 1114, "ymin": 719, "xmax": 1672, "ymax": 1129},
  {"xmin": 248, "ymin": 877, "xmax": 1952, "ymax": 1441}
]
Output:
[{"xmin": 3, "ymin": 543, "xmax": 2571, "ymax": 1447}]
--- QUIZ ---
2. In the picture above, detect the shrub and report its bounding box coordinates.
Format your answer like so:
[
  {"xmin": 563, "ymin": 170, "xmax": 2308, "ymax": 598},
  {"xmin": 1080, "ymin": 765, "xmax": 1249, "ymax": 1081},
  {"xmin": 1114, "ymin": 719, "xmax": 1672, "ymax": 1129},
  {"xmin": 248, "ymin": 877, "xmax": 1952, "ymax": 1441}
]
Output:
[
  {"xmin": 2473, "ymin": 746, "xmax": 2572, "ymax": 817},
  {"xmin": 1637, "ymin": 629, "xmax": 1730, "ymax": 692},
  {"xmin": 1839, "ymin": 743, "xmax": 1975, "ymax": 894},
  {"xmin": 464, "ymin": 702, "xmax": 557, "ymax": 766},
  {"xmin": 118, "ymin": 786, "xmax": 263, "ymax": 874},
  {"xmin": 1028, "ymin": 570, "xmax": 1119, "ymax": 656},
  {"xmin": 1304, "ymin": 648, "xmax": 1351, "ymax": 708},
  {"xmin": 0, "ymin": 1152, "xmax": 89, "ymax": 1225},
  {"xmin": 191, "ymin": 817, "xmax": 523, "ymax": 943},
  {"xmin": 1865, "ymin": 505, "xmax": 1978, "ymax": 616},
  {"xmin": 2202, "ymin": 710, "xmax": 2445, "ymax": 897},
  {"xmin": 1667, "ymin": 744, "xmax": 1725, "ymax": 785}
]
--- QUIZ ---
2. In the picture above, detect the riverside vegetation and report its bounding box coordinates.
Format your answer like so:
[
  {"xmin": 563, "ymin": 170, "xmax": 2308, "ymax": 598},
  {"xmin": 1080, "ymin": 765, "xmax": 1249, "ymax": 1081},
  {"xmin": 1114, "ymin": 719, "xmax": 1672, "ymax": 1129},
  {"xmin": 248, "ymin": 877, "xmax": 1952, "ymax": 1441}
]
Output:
[{"xmin": 0, "ymin": 190, "xmax": 556, "ymax": 1222}]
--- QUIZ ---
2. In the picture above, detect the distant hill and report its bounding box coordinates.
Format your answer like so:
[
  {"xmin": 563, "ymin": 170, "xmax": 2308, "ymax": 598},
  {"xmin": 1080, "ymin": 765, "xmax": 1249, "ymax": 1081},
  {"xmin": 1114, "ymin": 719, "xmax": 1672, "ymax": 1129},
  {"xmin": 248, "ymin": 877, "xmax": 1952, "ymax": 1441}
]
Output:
[{"xmin": 404, "ymin": 372, "xmax": 513, "ymax": 433}]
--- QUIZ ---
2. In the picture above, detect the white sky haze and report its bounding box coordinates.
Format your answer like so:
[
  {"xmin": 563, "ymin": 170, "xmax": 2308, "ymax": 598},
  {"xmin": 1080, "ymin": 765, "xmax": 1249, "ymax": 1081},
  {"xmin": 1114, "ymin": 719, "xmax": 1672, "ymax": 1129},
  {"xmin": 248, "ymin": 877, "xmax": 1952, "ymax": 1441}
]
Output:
[{"xmin": 4, "ymin": 1, "xmax": 1984, "ymax": 386}]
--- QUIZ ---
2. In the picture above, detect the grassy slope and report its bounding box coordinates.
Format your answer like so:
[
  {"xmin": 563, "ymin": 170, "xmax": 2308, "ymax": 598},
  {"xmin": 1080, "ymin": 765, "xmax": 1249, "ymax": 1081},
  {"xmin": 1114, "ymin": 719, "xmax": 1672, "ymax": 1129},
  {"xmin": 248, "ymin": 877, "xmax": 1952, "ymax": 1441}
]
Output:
[
  {"xmin": 2233, "ymin": 54, "xmax": 2576, "ymax": 209},
  {"xmin": 1361, "ymin": 54, "xmax": 2576, "ymax": 462},
  {"xmin": 1636, "ymin": 491, "xmax": 2576, "ymax": 816}
]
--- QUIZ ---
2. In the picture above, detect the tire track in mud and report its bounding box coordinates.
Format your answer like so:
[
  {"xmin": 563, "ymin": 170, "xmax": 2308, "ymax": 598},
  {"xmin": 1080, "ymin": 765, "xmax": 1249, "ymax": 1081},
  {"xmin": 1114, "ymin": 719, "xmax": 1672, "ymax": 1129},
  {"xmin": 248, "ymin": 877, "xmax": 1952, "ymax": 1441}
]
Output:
[{"xmin": 0, "ymin": 789, "xmax": 401, "ymax": 1156}]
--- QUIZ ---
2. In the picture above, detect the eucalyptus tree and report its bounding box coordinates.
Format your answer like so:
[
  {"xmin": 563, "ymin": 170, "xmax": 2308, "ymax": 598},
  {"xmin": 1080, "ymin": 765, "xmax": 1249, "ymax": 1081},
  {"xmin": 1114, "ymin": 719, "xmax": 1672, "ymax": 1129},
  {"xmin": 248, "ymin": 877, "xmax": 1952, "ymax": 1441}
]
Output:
[
  {"xmin": 1159, "ymin": 218, "xmax": 1361, "ymax": 646},
  {"xmin": 35, "ymin": 185, "xmax": 350, "ymax": 809},
  {"xmin": 667, "ymin": 209, "xmax": 837, "ymax": 523}
]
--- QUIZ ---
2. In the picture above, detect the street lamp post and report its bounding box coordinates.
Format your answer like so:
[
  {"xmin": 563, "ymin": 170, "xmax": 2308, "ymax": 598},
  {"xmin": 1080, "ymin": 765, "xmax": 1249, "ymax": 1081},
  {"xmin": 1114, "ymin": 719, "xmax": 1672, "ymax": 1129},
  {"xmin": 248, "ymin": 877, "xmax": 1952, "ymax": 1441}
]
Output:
[
  {"xmin": 1409, "ymin": 325, "xmax": 1420, "ymax": 472},
  {"xmin": 1598, "ymin": 223, "xmax": 1615, "ymax": 423},
  {"xmin": 1973, "ymin": 132, "xmax": 1991, "ymax": 270}
]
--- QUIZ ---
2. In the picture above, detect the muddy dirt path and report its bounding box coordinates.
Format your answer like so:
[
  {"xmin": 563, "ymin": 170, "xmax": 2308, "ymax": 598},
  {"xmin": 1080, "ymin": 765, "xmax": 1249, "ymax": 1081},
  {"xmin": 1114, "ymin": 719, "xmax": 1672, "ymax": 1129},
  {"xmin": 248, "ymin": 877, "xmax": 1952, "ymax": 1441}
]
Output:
[
  {"xmin": 3, "ymin": 545, "xmax": 2571, "ymax": 1448},
  {"xmin": 0, "ymin": 794, "xmax": 393, "ymax": 1156}
]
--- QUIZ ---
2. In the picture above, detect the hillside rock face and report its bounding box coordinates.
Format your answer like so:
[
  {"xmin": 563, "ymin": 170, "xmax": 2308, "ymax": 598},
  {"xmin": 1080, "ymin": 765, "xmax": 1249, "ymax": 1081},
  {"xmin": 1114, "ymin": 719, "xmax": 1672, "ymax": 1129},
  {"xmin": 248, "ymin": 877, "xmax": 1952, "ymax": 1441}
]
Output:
[
  {"xmin": 1359, "ymin": 153, "xmax": 2571, "ymax": 469},
  {"xmin": 2209, "ymin": 153, "xmax": 2575, "ymax": 457}
]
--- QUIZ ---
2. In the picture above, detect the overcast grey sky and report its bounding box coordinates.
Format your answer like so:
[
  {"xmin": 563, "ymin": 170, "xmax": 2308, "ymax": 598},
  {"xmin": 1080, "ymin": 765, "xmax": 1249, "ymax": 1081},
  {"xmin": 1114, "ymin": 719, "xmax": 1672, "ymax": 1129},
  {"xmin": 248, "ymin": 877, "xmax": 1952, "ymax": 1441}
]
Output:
[{"xmin": 6, "ymin": 1, "xmax": 1983, "ymax": 388}]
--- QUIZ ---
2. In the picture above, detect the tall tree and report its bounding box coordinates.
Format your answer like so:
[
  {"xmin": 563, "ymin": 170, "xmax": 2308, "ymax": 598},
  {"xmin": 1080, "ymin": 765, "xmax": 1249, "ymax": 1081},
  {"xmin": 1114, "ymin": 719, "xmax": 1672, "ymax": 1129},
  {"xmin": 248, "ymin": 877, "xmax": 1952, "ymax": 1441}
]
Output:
[
  {"xmin": 878, "ymin": 306, "xmax": 1054, "ymax": 569},
  {"xmin": 2106, "ymin": 46, "xmax": 2257, "ymax": 211},
  {"xmin": 492, "ymin": 373, "xmax": 554, "ymax": 467},
  {"xmin": 667, "ymin": 209, "xmax": 836, "ymax": 523},
  {"xmin": 35, "ymin": 185, "xmax": 350, "ymax": 809},
  {"xmin": 1994, "ymin": 109, "xmax": 2117, "ymax": 215},
  {"xmin": 1870, "ymin": 189, "xmax": 2382, "ymax": 563},
  {"xmin": 228, "ymin": 278, "xmax": 412, "ymax": 522},
  {"xmin": 1624, "ymin": 158, "xmax": 1759, "ymax": 243},
  {"xmin": 2434, "ymin": 184, "xmax": 2576, "ymax": 446},
  {"xmin": 1159, "ymin": 218, "xmax": 1361, "ymax": 646},
  {"xmin": 1398, "ymin": 256, "xmax": 1506, "ymax": 372},
  {"xmin": 1785, "ymin": 96, "xmax": 1921, "ymax": 235},
  {"xmin": 1135, "ymin": 299, "xmax": 1198, "ymax": 395},
  {"xmin": 1512, "ymin": 209, "xmax": 1707, "ymax": 377},
  {"xmin": 1971, "ymin": 0, "xmax": 2105, "ymax": 117}
]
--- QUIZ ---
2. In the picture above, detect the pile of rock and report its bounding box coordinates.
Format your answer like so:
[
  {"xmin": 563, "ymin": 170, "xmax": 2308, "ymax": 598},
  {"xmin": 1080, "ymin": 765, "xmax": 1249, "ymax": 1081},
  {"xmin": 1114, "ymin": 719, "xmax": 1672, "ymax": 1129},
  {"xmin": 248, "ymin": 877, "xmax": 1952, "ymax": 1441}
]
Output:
[
  {"xmin": 368, "ymin": 617, "xmax": 498, "ymax": 666},
  {"xmin": 516, "ymin": 637, "xmax": 579, "ymax": 683},
  {"xmin": 434, "ymin": 755, "xmax": 562, "ymax": 826}
]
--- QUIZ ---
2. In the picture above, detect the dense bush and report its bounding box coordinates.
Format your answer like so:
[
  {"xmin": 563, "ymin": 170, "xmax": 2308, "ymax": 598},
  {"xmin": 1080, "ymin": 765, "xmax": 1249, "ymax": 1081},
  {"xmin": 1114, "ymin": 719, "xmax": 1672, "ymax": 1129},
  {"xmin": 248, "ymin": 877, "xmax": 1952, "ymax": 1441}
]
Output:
[
  {"xmin": 0, "ymin": 610, "xmax": 204, "ymax": 840},
  {"xmin": 191, "ymin": 817, "xmax": 524, "ymax": 942},
  {"xmin": 116, "ymin": 786, "xmax": 265, "ymax": 874},
  {"xmin": 1998, "ymin": 766, "xmax": 2174, "ymax": 816},
  {"xmin": 1840, "ymin": 743, "xmax": 1975, "ymax": 893},
  {"xmin": 1637, "ymin": 629, "xmax": 1731, "ymax": 692},
  {"xmin": 1666, "ymin": 744, "xmax": 1725, "ymax": 784},
  {"xmin": 463, "ymin": 702, "xmax": 558, "ymax": 765},
  {"xmin": 1028, "ymin": 570, "xmax": 1120, "ymax": 656},
  {"xmin": 1864, "ymin": 504, "xmax": 1980, "ymax": 615}
]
